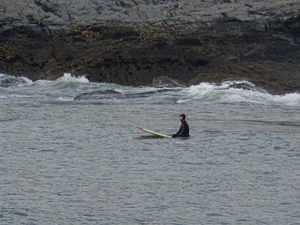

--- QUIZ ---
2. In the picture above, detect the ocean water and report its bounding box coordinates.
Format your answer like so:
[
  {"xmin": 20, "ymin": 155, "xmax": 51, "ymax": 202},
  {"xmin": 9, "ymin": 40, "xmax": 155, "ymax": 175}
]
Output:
[{"xmin": 1, "ymin": 73, "xmax": 300, "ymax": 224}]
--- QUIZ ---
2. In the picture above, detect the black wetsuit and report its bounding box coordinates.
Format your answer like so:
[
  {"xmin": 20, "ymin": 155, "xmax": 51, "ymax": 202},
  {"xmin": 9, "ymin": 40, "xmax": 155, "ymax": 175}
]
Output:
[{"xmin": 173, "ymin": 120, "xmax": 190, "ymax": 138}]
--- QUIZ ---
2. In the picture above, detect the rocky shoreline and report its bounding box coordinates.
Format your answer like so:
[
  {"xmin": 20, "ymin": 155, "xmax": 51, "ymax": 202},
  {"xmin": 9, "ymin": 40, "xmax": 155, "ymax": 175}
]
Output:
[{"xmin": 1, "ymin": 0, "xmax": 300, "ymax": 94}]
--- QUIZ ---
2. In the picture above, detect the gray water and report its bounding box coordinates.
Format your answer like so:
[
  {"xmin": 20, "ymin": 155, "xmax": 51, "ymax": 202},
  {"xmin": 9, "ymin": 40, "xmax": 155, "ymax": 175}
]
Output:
[{"xmin": 1, "ymin": 74, "xmax": 300, "ymax": 224}]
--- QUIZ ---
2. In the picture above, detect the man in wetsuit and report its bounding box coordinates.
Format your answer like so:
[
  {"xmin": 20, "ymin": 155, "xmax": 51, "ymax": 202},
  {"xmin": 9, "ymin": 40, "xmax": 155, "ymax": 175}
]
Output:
[{"xmin": 172, "ymin": 114, "xmax": 190, "ymax": 138}]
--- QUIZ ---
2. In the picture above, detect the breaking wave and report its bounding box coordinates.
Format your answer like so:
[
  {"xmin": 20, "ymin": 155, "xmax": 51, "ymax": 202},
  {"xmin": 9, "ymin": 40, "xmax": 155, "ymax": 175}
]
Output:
[
  {"xmin": 0, "ymin": 73, "xmax": 299, "ymax": 105},
  {"xmin": 178, "ymin": 80, "xmax": 300, "ymax": 105},
  {"xmin": 0, "ymin": 73, "xmax": 32, "ymax": 87}
]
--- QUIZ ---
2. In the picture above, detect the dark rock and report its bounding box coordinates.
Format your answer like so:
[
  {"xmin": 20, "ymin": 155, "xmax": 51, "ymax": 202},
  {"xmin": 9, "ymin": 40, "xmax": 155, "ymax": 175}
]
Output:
[
  {"xmin": 1, "ymin": 1, "xmax": 300, "ymax": 94},
  {"xmin": 188, "ymin": 62, "xmax": 300, "ymax": 94},
  {"xmin": 74, "ymin": 88, "xmax": 177, "ymax": 100},
  {"xmin": 74, "ymin": 90, "xmax": 125, "ymax": 100},
  {"xmin": 0, "ymin": 68, "xmax": 6, "ymax": 74}
]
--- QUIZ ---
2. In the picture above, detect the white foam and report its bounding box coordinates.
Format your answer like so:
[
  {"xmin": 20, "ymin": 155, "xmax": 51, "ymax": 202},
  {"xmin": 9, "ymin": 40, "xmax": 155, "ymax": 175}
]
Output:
[
  {"xmin": 55, "ymin": 73, "xmax": 89, "ymax": 83},
  {"xmin": 57, "ymin": 97, "xmax": 74, "ymax": 101},
  {"xmin": 20, "ymin": 76, "xmax": 33, "ymax": 85},
  {"xmin": 179, "ymin": 81, "xmax": 300, "ymax": 105},
  {"xmin": 34, "ymin": 73, "xmax": 89, "ymax": 86},
  {"xmin": 114, "ymin": 88, "xmax": 125, "ymax": 94},
  {"xmin": 221, "ymin": 79, "xmax": 256, "ymax": 88},
  {"xmin": 272, "ymin": 93, "xmax": 300, "ymax": 105},
  {"xmin": 0, "ymin": 73, "xmax": 33, "ymax": 87}
]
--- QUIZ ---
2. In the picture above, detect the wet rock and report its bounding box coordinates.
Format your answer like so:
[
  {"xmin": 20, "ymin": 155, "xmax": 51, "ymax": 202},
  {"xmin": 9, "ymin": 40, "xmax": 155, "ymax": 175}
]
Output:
[
  {"xmin": 0, "ymin": 68, "xmax": 6, "ymax": 74},
  {"xmin": 152, "ymin": 76, "xmax": 186, "ymax": 88},
  {"xmin": 1, "ymin": 1, "xmax": 300, "ymax": 94},
  {"xmin": 74, "ymin": 88, "xmax": 177, "ymax": 100},
  {"xmin": 74, "ymin": 90, "xmax": 125, "ymax": 100},
  {"xmin": 188, "ymin": 62, "xmax": 300, "ymax": 94}
]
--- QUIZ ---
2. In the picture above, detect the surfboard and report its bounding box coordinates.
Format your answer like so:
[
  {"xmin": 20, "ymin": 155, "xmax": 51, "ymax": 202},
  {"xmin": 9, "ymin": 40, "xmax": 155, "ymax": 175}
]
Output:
[{"xmin": 134, "ymin": 125, "xmax": 172, "ymax": 138}]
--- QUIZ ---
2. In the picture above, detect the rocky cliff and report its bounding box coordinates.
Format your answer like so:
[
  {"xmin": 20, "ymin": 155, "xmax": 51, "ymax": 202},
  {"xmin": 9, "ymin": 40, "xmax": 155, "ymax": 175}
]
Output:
[{"xmin": 1, "ymin": 0, "xmax": 300, "ymax": 94}]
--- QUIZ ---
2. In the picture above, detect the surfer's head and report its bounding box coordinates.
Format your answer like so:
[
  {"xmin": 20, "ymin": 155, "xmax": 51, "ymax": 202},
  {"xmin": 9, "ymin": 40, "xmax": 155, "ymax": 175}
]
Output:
[{"xmin": 179, "ymin": 114, "xmax": 186, "ymax": 121}]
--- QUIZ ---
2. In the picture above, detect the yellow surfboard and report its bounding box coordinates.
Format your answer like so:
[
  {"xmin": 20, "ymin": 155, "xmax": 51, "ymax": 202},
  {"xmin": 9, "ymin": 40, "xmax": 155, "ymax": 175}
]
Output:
[{"xmin": 134, "ymin": 125, "xmax": 172, "ymax": 138}]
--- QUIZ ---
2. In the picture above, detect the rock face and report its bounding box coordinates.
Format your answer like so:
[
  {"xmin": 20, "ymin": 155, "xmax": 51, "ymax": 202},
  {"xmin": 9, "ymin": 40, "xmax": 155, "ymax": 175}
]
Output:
[{"xmin": 1, "ymin": 0, "xmax": 300, "ymax": 94}]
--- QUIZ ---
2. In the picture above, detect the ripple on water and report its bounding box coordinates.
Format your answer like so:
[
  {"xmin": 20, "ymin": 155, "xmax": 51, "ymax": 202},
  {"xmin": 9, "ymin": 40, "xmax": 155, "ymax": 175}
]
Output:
[{"xmin": 1, "ymin": 97, "xmax": 300, "ymax": 224}]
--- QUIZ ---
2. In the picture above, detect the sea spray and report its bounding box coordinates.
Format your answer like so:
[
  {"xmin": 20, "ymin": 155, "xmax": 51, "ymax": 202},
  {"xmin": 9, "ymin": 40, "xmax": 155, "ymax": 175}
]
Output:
[
  {"xmin": 0, "ymin": 73, "xmax": 32, "ymax": 88},
  {"xmin": 1, "ymin": 73, "xmax": 299, "ymax": 106},
  {"xmin": 178, "ymin": 80, "xmax": 300, "ymax": 106}
]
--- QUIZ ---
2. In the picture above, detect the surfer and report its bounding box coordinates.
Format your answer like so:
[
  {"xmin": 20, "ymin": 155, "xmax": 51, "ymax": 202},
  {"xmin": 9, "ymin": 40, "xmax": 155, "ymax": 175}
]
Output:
[{"xmin": 172, "ymin": 114, "xmax": 190, "ymax": 138}]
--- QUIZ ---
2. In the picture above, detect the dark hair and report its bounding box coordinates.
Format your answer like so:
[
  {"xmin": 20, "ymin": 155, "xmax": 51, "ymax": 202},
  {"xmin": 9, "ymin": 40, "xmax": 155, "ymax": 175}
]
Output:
[{"xmin": 179, "ymin": 114, "xmax": 186, "ymax": 119}]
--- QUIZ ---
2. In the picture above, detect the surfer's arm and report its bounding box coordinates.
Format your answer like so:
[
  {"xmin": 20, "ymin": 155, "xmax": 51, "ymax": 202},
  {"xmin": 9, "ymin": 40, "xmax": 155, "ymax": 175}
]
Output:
[
  {"xmin": 178, "ymin": 122, "xmax": 188, "ymax": 136},
  {"xmin": 175, "ymin": 124, "xmax": 183, "ymax": 136}
]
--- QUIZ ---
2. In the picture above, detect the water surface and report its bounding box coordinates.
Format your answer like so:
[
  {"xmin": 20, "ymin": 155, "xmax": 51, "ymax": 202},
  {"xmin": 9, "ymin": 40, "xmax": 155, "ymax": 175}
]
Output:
[{"xmin": 1, "ymin": 74, "xmax": 300, "ymax": 224}]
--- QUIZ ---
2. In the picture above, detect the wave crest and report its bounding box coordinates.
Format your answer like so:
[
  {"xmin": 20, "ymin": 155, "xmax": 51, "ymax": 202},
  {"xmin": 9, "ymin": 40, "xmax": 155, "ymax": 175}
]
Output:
[
  {"xmin": 0, "ymin": 73, "xmax": 32, "ymax": 87},
  {"xmin": 178, "ymin": 80, "xmax": 300, "ymax": 105},
  {"xmin": 56, "ymin": 73, "xmax": 89, "ymax": 83}
]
